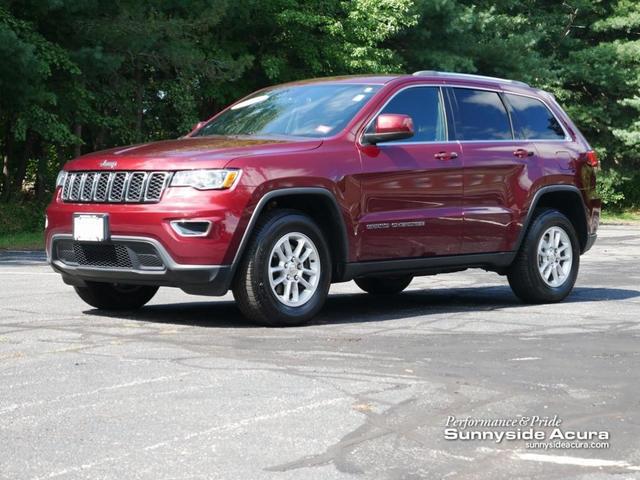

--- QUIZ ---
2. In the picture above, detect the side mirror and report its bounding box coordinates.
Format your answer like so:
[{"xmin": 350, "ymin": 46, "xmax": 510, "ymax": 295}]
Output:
[{"xmin": 362, "ymin": 113, "xmax": 414, "ymax": 145}]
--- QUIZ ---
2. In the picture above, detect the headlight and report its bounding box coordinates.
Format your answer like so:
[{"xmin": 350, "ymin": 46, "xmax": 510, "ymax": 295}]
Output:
[
  {"xmin": 55, "ymin": 171, "xmax": 67, "ymax": 188},
  {"xmin": 170, "ymin": 169, "xmax": 241, "ymax": 190}
]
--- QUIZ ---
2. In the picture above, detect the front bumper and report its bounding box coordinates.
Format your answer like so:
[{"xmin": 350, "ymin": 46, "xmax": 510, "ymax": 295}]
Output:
[
  {"xmin": 45, "ymin": 185, "xmax": 253, "ymax": 266},
  {"xmin": 49, "ymin": 234, "xmax": 232, "ymax": 296}
]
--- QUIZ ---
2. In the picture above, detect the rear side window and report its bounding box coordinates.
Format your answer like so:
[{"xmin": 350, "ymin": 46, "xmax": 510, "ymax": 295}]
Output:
[
  {"xmin": 448, "ymin": 88, "xmax": 512, "ymax": 141},
  {"xmin": 504, "ymin": 93, "xmax": 567, "ymax": 140},
  {"xmin": 372, "ymin": 86, "xmax": 446, "ymax": 142}
]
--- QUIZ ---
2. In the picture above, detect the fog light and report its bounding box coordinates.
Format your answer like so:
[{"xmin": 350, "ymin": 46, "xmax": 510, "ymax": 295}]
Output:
[{"xmin": 170, "ymin": 220, "xmax": 212, "ymax": 237}]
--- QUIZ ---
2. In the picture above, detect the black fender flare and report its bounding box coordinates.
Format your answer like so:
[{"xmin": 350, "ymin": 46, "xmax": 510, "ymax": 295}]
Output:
[
  {"xmin": 514, "ymin": 185, "xmax": 589, "ymax": 253},
  {"xmin": 227, "ymin": 187, "xmax": 350, "ymax": 282}
]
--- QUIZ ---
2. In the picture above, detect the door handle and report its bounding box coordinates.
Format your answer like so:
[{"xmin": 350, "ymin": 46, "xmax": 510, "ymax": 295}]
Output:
[
  {"xmin": 513, "ymin": 149, "xmax": 534, "ymax": 158},
  {"xmin": 434, "ymin": 151, "xmax": 459, "ymax": 160}
]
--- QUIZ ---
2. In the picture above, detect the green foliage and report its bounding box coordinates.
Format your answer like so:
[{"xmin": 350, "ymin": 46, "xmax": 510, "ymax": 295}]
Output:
[
  {"xmin": 558, "ymin": 1, "xmax": 640, "ymax": 167},
  {"xmin": 596, "ymin": 169, "xmax": 629, "ymax": 208},
  {"xmin": 0, "ymin": 0, "xmax": 639, "ymax": 212},
  {"xmin": 618, "ymin": 171, "xmax": 640, "ymax": 208},
  {"xmin": 0, "ymin": 230, "xmax": 43, "ymax": 250},
  {"xmin": 0, "ymin": 200, "xmax": 46, "ymax": 234},
  {"xmin": 613, "ymin": 96, "xmax": 640, "ymax": 153}
]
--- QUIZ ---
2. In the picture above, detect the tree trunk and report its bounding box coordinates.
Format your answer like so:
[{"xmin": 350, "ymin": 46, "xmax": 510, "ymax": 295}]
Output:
[
  {"xmin": 135, "ymin": 66, "xmax": 144, "ymax": 142},
  {"xmin": 73, "ymin": 123, "xmax": 82, "ymax": 158},
  {"xmin": 34, "ymin": 138, "xmax": 47, "ymax": 201},
  {"xmin": 1, "ymin": 154, "xmax": 8, "ymax": 202},
  {"xmin": 1, "ymin": 118, "xmax": 14, "ymax": 202},
  {"xmin": 11, "ymin": 130, "xmax": 35, "ymax": 199},
  {"xmin": 35, "ymin": 166, "xmax": 47, "ymax": 200},
  {"xmin": 95, "ymin": 125, "xmax": 106, "ymax": 151},
  {"xmin": 0, "ymin": 120, "xmax": 11, "ymax": 201}
]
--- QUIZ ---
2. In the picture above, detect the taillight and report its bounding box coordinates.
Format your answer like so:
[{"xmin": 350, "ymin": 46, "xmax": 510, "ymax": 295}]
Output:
[{"xmin": 583, "ymin": 150, "xmax": 599, "ymax": 168}]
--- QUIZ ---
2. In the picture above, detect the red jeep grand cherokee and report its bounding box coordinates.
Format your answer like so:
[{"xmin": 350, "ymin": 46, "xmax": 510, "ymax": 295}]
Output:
[{"xmin": 45, "ymin": 71, "xmax": 600, "ymax": 326}]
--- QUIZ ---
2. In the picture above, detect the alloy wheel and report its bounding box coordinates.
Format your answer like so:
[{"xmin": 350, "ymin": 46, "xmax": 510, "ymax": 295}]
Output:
[
  {"xmin": 537, "ymin": 226, "xmax": 573, "ymax": 287},
  {"xmin": 268, "ymin": 232, "xmax": 321, "ymax": 307}
]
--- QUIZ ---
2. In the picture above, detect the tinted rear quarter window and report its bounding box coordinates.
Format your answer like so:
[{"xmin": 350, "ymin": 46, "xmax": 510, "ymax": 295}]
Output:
[
  {"xmin": 372, "ymin": 86, "xmax": 446, "ymax": 142},
  {"xmin": 504, "ymin": 93, "xmax": 566, "ymax": 140},
  {"xmin": 448, "ymin": 88, "xmax": 512, "ymax": 141}
]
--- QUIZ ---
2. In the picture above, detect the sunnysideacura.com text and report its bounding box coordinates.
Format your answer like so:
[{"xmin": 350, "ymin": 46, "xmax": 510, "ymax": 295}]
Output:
[{"xmin": 444, "ymin": 415, "xmax": 610, "ymax": 450}]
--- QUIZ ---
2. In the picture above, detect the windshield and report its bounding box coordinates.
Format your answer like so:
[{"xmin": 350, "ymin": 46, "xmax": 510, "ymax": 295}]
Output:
[{"xmin": 194, "ymin": 83, "xmax": 382, "ymax": 138}]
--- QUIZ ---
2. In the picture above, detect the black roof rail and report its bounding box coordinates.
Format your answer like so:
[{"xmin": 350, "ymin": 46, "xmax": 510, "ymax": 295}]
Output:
[{"xmin": 412, "ymin": 70, "xmax": 530, "ymax": 88}]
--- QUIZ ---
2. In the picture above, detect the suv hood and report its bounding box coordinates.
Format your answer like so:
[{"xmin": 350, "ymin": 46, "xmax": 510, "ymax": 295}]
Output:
[{"xmin": 65, "ymin": 136, "xmax": 323, "ymax": 171}]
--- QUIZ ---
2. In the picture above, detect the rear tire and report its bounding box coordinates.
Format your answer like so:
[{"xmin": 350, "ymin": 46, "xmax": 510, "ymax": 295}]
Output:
[
  {"xmin": 507, "ymin": 209, "xmax": 579, "ymax": 303},
  {"xmin": 355, "ymin": 276, "xmax": 413, "ymax": 295},
  {"xmin": 74, "ymin": 283, "xmax": 158, "ymax": 310},
  {"xmin": 232, "ymin": 210, "xmax": 331, "ymax": 327}
]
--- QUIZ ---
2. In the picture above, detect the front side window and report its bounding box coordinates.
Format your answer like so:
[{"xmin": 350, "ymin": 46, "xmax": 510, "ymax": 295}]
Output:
[
  {"xmin": 448, "ymin": 88, "xmax": 512, "ymax": 141},
  {"xmin": 504, "ymin": 93, "xmax": 566, "ymax": 140},
  {"xmin": 194, "ymin": 84, "xmax": 381, "ymax": 138},
  {"xmin": 369, "ymin": 86, "xmax": 446, "ymax": 143}
]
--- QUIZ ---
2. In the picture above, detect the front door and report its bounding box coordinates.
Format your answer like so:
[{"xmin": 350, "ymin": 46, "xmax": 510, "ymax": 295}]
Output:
[{"xmin": 357, "ymin": 86, "xmax": 464, "ymax": 261}]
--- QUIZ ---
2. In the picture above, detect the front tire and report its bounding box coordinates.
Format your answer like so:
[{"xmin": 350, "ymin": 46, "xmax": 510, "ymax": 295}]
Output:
[
  {"xmin": 74, "ymin": 283, "xmax": 158, "ymax": 310},
  {"xmin": 507, "ymin": 209, "xmax": 580, "ymax": 303},
  {"xmin": 355, "ymin": 275, "xmax": 413, "ymax": 295},
  {"xmin": 232, "ymin": 210, "xmax": 331, "ymax": 327}
]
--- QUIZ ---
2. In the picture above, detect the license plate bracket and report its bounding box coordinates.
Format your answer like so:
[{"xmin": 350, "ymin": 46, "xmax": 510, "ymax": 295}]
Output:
[{"xmin": 73, "ymin": 214, "xmax": 109, "ymax": 242}]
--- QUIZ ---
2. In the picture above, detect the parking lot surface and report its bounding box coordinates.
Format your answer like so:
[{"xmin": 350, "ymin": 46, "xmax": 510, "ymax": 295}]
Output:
[{"xmin": 1, "ymin": 225, "xmax": 639, "ymax": 479}]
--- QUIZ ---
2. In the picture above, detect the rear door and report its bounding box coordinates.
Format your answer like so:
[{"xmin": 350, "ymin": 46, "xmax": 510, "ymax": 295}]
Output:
[
  {"xmin": 445, "ymin": 87, "xmax": 540, "ymax": 254},
  {"xmin": 502, "ymin": 92, "xmax": 573, "ymax": 177},
  {"xmin": 357, "ymin": 85, "xmax": 464, "ymax": 260}
]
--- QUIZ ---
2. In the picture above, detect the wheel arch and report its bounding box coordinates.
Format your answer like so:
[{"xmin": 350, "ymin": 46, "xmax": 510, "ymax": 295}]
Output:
[
  {"xmin": 229, "ymin": 188, "xmax": 350, "ymax": 283},
  {"xmin": 516, "ymin": 185, "xmax": 590, "ymax": 254}
]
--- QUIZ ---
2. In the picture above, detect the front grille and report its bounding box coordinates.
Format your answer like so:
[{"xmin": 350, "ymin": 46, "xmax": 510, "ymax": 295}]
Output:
[
  {"xmin": 61, "ymin": 171, "xmax": 170, "ymax": 203},
  {"xmin": 69, "ymin": 175, "xmax": 82, "ymax": 201},
  {"xmin": 80, "ymin": 173, "xmax": 95, "ymax": 201},
  {"xmin": 55, "ymin": 239, "xmax": 165, "ymax": 271},
  {"xmin": 110, "ymin": 172, "xmax": 127, "ymax": 202},
  {"xmin": 126, "ymin": 172, "xmax": 146, "ymax": 201},
  {"xmin": 146, "ymin": 173, "xmax": 167, "ymax": 200}
]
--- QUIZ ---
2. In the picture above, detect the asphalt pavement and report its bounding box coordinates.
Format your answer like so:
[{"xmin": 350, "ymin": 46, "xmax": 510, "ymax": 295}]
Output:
[{"xmin": 1, "ymin": 225, "xmax": 639, "ymax": 479}]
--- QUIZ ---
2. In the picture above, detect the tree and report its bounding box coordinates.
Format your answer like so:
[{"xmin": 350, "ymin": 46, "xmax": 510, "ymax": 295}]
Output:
[
  {"xmin": 596, "ymin": 0, "xmax": 640, "ymax": 159},
  {"xmin": 0, "ymin": 5, "xmax": 78, "ymax": 200},
  {"xmin": 0, "ymin": 0, "xmax": 638, "ymax": 208}
]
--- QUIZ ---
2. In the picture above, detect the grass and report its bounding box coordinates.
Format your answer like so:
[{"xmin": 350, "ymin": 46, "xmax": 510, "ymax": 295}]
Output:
[
  {"xmin": 0, "ymin": 200, "xmax": 46, "ymax": 250},
  {"xmin": 600, "ymin": 209, "xmax": 640, "ymax": 224},
  {"xmin": 0, "ymin": 231, "xmax": 44, "ymax": 250}
]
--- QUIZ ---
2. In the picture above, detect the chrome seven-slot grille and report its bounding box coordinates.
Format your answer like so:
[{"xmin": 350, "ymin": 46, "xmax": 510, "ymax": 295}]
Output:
[{"xmin": 61, "ymin": 171, "xmax": 170, "ymax": 203}]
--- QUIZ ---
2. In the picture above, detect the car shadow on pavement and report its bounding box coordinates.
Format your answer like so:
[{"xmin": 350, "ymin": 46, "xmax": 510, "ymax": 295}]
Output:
[
  {"xmin": 318, "ymin": 285, "xmax": 640, "ymax": 325},
  {"xmin": 84, "ymin": 285, "xmax": 640, "ymax": 328}
]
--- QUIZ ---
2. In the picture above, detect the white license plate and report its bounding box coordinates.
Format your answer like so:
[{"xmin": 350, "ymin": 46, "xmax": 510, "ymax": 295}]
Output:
[{"xmin": 73, "ymin": 214, "xmax": 108, "ymax": 242}]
